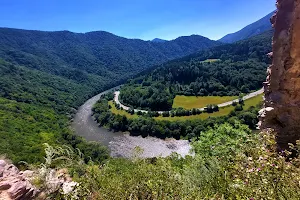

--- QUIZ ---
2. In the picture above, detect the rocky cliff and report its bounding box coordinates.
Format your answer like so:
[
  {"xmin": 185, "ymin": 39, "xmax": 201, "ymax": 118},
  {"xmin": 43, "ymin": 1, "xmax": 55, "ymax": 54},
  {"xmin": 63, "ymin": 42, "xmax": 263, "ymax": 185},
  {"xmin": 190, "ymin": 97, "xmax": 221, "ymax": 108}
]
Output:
[
  {"xmin": 0, "ymin": 160, "xmax": 39, "ymax": 199},
  {"xmin": 0, "ymin": 159, "xmax": 79, "ymax": 199},
  {"xmin": 260, "ymin": 0, "xmax": 300, "ymax": 149}
]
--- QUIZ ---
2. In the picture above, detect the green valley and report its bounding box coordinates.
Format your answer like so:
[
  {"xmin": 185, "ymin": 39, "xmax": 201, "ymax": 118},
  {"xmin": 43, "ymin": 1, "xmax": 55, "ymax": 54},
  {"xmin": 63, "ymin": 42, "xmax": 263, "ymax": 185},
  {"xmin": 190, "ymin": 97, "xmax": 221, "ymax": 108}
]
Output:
[
  {"xmin": 1, "ymin": 3, "xmax": 300, "ymax": 199},
  {"xmin": 0, "ymin": 28, "xmax": 220, "ymax": 163}
]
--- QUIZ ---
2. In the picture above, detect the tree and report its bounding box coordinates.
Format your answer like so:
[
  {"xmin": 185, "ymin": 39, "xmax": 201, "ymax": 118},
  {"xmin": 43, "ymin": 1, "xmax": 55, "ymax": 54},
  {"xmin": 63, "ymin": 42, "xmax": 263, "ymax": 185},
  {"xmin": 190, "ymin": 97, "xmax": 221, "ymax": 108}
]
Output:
[
  {"xmin": 232, "ymin": 101, "xmax": 238, "ymax": 106},
  {"xmin": 234, "ymin": 104, "xmax": 243, "ymax": 112},
  {"xmin": 239, "ymin": 98, "xmax": 245, "ymax": 105},
  {"xmin": 162, "ymin": 112, "xmax": 170, "ymax": 117}
]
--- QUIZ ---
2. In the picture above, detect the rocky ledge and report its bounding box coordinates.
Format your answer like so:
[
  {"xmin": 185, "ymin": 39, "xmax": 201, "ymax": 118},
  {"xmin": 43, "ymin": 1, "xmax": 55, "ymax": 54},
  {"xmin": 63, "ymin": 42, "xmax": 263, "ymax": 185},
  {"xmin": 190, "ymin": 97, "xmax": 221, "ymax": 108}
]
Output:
[{"xmin": 0, "ymin": 160, "xmax": 39, "ymax": 200}]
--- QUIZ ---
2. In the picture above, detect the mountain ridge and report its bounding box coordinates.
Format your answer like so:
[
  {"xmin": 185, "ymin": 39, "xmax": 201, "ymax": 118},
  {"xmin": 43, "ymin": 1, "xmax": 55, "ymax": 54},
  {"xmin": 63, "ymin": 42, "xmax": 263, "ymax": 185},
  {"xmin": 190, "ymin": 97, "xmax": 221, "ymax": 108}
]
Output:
[
  {"xmin": 0, "ymin": 27, "xmax": 221, "ymax": 82},
  {"xmin": 151, "ymin": 38, "xmax": 167, "ymax": 43},
  {"xmin": 219, "ymin": 11, "xmax": 275, "ymax": 43}
]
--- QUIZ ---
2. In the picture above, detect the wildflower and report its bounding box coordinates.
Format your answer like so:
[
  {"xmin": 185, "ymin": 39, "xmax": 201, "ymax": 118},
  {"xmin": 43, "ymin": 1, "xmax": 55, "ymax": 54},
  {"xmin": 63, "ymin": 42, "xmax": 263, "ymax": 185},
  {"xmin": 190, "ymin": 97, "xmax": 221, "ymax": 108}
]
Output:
[
  {"xmin": 247, "ymin": 168, "xmax": 254, "ymax": 173},
  {"xmin": 248, "ymin": 157, "xmax": 253, "ymax": 161},
  {"xmin": 257, "ymin": 168, "xmax": 261, "ymax": 172}
]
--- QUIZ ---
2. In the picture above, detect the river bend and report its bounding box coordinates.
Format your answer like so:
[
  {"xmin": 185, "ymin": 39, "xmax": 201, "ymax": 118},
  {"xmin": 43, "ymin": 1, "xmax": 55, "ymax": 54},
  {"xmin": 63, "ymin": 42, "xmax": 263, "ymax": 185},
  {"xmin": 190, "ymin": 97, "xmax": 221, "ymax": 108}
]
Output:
[{"xmin": 71, "ymin": 86, "xmax": 191, "ymax": 158}]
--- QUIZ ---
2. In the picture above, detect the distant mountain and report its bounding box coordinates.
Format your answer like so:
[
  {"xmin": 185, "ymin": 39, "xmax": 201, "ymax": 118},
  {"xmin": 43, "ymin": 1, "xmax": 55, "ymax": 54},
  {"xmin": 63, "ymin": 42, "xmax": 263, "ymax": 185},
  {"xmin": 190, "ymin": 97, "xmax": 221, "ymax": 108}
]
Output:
[
  {"xmin": 0, "ymin": 28, "xmax": 221, "ymax": 86},
  {"xmin": 151, "ymin": 38, "xmax": 167, "ymax": 43},
  {"xmin": 219, "ymin": 11, "xmax": 275, "ymax": 43}
]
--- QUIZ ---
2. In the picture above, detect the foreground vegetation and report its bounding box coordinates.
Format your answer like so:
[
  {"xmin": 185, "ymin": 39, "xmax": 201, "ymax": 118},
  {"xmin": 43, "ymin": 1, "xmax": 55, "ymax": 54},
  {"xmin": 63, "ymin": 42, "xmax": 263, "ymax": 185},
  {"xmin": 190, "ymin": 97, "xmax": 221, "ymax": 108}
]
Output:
[{"xmin": 35, "ymin": 123, "xmax": 300, "ymax": 199}]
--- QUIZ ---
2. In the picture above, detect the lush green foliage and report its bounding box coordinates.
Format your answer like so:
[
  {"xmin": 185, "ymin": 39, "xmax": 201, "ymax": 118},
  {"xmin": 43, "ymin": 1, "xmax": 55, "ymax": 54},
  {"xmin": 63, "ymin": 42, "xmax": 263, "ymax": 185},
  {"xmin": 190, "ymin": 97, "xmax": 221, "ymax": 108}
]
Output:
[
  {"xmin": 0, "ymin": 59, "xmax": 108, "ymax": 164},
  {"xmin": 193, "ymin": 122, "xmax": 251, "ymax": 158},
  {"xmin": 120, "ymin": 31, "xmax": 272, "ymax": 110},
  {"xmin": 120, "ymin": 82, "xmax": 175, "ymax": 111},
  {"xmin": 0, "ymin": 59, "xmax": 94, "ymax": 111},
  {"xmin": 47, "ymin": 123, "xmax": 300, "ymax": 200}
]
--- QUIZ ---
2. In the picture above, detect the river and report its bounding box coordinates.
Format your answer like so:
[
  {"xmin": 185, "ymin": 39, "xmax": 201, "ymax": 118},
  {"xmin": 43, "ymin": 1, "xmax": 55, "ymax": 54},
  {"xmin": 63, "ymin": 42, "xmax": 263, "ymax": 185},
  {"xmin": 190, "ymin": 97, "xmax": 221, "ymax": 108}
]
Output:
[{"xmin": 71, "ymin": 87, "xmax": 192, "ymax": 158}]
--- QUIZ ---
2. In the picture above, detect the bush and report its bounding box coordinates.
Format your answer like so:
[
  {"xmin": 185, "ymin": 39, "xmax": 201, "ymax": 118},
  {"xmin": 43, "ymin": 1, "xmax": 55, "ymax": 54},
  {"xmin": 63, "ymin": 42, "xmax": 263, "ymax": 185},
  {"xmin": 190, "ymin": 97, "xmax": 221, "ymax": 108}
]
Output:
[
  {"xmin": 162, "ymin": 112, "xmax": 170, "ymax": 117},
  {"xmin": 235, "ymin": 104, "xmax": 243, "ymax": 111}
]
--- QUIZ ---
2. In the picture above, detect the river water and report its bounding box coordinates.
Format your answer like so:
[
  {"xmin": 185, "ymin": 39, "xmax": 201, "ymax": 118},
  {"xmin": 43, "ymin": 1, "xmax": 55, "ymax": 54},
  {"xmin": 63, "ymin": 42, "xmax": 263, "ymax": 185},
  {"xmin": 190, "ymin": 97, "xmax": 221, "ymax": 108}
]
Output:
[{"xmin": 71, "ymin": 87, "xmax": 192, "ymax": 158}]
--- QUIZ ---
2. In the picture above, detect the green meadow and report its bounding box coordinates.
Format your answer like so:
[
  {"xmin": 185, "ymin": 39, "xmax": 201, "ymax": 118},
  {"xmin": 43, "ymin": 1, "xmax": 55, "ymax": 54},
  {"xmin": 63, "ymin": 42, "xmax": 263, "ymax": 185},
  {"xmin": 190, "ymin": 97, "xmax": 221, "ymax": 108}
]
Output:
[
  {"xmin": 156, "ymin": 94, "xmax": 263, "ymax": 121},
  {"xmin": 108, "ymin": 101, "xmax": 138, "ymax": 119},
  {"xmin": 173, "ymin": 95, "xmax": 238, "ymax": 109}
]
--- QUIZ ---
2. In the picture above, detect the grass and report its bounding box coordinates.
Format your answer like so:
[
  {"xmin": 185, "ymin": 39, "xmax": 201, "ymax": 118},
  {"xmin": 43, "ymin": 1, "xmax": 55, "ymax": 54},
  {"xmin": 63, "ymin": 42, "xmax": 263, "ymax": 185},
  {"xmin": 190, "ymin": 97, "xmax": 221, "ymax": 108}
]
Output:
[
  {"xmin": 155, "ymin": 94, "xmax": 263, "ymax": 121},
  {"xmin": 108, "ymin": 101, "xmax": 138, "ymax": 119},
  {"xmin": 173, "ymin": 95, "xmax": 238, "ymax": 109},
  {"xmin": 243, "ymin": 93, "xmax": 264, "ymax": 110},
  {"xmin": 109, "ymin": 94, "xmax": 263, "ymax": 121}
]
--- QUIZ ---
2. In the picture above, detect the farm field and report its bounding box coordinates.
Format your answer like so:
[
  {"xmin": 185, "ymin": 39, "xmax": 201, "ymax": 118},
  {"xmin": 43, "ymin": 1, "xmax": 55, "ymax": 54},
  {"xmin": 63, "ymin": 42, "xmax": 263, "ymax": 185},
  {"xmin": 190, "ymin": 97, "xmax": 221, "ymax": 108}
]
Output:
[
  {"xmin": 173, "ymin": 95, "xmax": 238, "ymax": 109},
  {"xmin": 156, "ymin": 94, "xmax": 263, "ymax": 121},
  {"xmin": 109, "ymin": 94, "xmax": 263, "ymax": 121}
]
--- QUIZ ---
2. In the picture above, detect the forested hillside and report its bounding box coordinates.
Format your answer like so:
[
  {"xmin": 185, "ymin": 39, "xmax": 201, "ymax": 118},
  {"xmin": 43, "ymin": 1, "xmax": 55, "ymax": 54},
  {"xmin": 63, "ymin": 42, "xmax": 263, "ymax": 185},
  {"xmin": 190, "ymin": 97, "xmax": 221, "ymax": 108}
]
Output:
[
  {"xmin": 0, "ymin": 59, "xmax": 109, "ymax": 163},
  {"xmin": 120, "ymin": 31, "xmax": 272, "ymax": 111},
  {"xmin": 0, "ymin": 28, "xmax": 220, "ymax": 85}
]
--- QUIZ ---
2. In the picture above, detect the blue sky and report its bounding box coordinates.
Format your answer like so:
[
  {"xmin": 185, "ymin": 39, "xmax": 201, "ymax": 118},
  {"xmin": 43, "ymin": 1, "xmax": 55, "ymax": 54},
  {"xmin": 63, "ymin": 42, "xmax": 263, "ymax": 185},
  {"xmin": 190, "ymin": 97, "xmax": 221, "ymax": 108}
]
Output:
[{"xmin": 0, "ymin": 0, "xmax": 275, "ymax": 40}]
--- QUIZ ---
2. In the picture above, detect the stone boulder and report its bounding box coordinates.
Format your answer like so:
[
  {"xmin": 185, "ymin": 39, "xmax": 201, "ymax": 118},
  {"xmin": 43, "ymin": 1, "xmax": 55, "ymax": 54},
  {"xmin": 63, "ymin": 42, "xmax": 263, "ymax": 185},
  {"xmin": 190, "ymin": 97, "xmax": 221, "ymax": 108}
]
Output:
[{"xmin": 0, "ymin": 160, "xmax": 39, "ymax": 200}]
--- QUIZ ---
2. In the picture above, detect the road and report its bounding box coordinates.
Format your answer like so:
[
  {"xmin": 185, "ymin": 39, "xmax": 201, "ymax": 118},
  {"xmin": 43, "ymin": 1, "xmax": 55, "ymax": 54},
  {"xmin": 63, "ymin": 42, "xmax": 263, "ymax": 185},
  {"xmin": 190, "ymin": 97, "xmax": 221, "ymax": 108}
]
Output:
[{"xmin": 114, "ymin": 88, "xmax": 264, "ymax": 113}]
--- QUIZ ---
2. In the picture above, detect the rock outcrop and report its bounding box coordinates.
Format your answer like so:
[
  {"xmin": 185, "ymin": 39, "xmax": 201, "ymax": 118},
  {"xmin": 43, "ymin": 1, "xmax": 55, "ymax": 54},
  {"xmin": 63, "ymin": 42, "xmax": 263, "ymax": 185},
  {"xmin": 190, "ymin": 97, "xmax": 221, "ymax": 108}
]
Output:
[
  {"xmin": 0, "ymin": 160, "xmax": 80, "ymax": 199},
  {"xmin": 260, "ymin": 0, "xmax": 300, "ymax": 149},
  {"xmin": 0, "ymin": 160, "xmax": 39, "ymax": 199}
]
